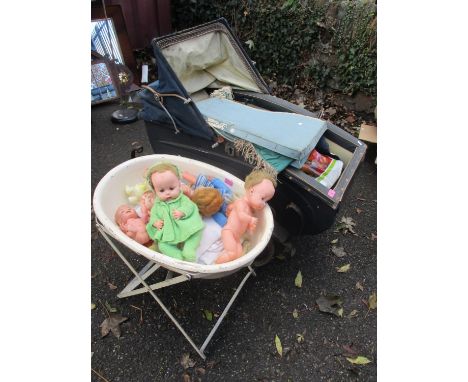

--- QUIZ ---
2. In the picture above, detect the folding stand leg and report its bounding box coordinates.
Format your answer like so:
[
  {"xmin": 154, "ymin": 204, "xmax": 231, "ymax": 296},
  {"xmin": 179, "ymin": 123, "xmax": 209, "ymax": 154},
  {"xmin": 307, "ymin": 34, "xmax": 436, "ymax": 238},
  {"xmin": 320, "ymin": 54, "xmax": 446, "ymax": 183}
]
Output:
[{"xmin": 97, "ymin": 224, "xmax": 257, "ymax": 359}]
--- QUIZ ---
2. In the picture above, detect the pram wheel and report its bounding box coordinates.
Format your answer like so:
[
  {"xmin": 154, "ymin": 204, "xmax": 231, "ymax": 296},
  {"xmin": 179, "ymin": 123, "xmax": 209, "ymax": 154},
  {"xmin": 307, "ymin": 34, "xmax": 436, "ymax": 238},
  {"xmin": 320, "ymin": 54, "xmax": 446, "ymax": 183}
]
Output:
[{"xmin": 253, "ymin": 240, "xmax": 275, "ymax": 267}]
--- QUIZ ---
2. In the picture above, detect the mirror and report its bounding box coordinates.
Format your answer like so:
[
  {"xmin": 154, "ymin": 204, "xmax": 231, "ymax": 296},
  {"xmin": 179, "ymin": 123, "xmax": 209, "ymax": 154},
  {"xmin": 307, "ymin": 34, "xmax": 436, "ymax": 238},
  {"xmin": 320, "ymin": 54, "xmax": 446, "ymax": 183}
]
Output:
[{"xmin": 91, "ymin": 18, "xmax": 124, "ymax": 65}]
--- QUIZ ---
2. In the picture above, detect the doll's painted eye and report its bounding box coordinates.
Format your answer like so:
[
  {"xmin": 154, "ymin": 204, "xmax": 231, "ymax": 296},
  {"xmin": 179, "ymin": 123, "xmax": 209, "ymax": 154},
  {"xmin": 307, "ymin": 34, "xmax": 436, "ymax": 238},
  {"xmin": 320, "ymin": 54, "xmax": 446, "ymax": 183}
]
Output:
[
  {"xmin": 159, "ymin": 188, "xmax": 164, "ymax": 193},
  {"xmin": 169, "ymin": 187, "xmax": 174, "ymax": 191}
]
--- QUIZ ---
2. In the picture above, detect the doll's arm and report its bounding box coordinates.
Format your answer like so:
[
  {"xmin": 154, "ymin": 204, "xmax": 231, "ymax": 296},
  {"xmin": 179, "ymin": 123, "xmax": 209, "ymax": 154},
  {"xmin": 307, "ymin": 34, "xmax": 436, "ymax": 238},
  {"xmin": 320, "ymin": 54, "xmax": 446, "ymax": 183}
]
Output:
[{"xmin": 173, "ymin": 195, "xmax": 195, "ymax": 219}]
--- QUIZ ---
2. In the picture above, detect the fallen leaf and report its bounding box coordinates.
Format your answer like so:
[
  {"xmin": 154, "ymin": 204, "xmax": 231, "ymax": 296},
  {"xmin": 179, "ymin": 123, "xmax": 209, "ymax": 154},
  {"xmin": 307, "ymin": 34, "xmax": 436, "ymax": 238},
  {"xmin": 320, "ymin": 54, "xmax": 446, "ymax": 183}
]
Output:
[
  {"xmin": 202, "ymin": 309, "xmax": 213, "ymax": 321},
  {"xmin": 292, "ymin": 309, "xmax": 299, "ymax": 319},
  {"xmin": 331, "ymin": 246, "xmax": 347, "ymax": 257},
  {"xmin": 276, "ymin": 254, "xmax": 286, "ymax": 260},
  {"xmin": 195, "ymin": 367, "xmax": 206, "ymax": 376},
  {"xmin": 356, "ymin": 208, "xmax": 363, "ymax": 214},
  {"xmin": 325, "ymin": 107, "xmax": 337, "ymax": 115},
  {"xmin": 335, "ymin": 217, "xmax": 357, "ymax": 234},
  {"xmin": 347, "ymin": 309, "xmax": 358, "ymax": 318},
  {"xmin": 295, "ymin": 271, "xmax": 303, "ymax": 288},
  {"xmin": 316, "ymin": 295, "xmax": 344, "ymax": 317},
  {"xmin": 330, "ymin": 238, "xmax": 338, "ymax": 244},
  {"xmin": 245, "ymin": 39, "xmax": 255, "ymax": 49},
  {"xmin": 107, "ymin": 282, "xmax": 117, "ymax": 290},
  {"xmin": 104, "ymin": 301, "xmax": 117, "ymax": 313},
  {"xmin": 296, "ymin": 333, "xmax": 304, "ymax": 343},
  {"xmin": 356, "ymin": 197, "xmax": 366, "ymax": 201},
  {"xmin": 342, "ymin": 344, "xmax": 358, "ymax": 356},
  {"xmin": 371, "ymin": 233, "xmax": 377, "ymax": 241},
  {"xmin": 182, "ymin": 372, "xmax": 191, "ymax": 382},
  {"xmin": 100, "ymin": 314, "xmax": 128, "ymax": 338},
  {"xmin": 355, "ymin": 281, "xmax": 364, "ymax": 291},
  {"xmin": 275, "ymin": 335, "xmax": 283, "ymax": 357},
  {"xmin": 346, "ymin": 115, "xmax": 356, "ymax": 124},
  {"xmin": 180, "ymin": 353, "xmax": 196, "ymax": 369},
  {"xmin": 368, "ymin": 292, "xmax": 377, "ymax": 310},
  {"xmin": 337, "ymin": 264, "xmax": 351, "ymax": 273},
  {"xmin": 91, "ymin": 303, "xmax": 96, "ymax": 310},
  {"xmin": 346, "ymin": 356, "xmax": 372, "ymax": 365}
]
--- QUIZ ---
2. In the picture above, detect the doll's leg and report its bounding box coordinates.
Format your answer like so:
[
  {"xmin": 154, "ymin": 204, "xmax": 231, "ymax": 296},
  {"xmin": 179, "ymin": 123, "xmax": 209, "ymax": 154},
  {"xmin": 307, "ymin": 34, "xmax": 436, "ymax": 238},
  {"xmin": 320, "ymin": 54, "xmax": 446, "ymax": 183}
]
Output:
[
  {"xmin": 215, "ymin": 229, "xmax": 242, "ymax": 264},
  {"xmin": 158, "ymin": 242, "xmax": 183, "ymax": 260},
  {"xmin": 182, "ymin": 230, "xmax": 203, "ymax": 262}
]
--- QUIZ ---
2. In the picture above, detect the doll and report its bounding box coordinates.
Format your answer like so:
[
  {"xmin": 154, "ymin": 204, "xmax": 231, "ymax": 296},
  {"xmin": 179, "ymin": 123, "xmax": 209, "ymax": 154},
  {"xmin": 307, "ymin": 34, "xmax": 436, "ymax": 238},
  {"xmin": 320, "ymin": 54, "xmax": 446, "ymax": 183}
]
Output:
[
  {"xmin": 191, "ymin": 187, "xmax": 224, "ymax": 217},
  {"xmin": 115, "ymin": 204, "xmax": 151, "ymax": 245},
  {"xmin": 215, "ymin": 170, "xmax": 277, "ymax": 264},
  {"xmin": 145, "ymin": 163, "xmax": 204, "ymax": 262},
  {"xmin": 181, "ymin": 171, "xmax": 233, "ymax": 226},
  {"xmin": 139, "ymin": 190, "xmax": 155, "ymax": 224}
]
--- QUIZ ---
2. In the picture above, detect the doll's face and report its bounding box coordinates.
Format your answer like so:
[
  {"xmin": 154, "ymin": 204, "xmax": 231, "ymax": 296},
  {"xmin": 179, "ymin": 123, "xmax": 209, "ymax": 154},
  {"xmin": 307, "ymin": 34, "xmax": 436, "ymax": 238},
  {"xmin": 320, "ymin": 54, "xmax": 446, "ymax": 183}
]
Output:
[
  {"xmin": 116, "ymin": 205, "xmax": 138, "ymax": 225},
  {"xmin": 151, "ymin": 170, "xmax": 181, "ymax": 202},
  {"xmin": 246, "ymin": 179, "xmax": 275, "ymax": 211}
]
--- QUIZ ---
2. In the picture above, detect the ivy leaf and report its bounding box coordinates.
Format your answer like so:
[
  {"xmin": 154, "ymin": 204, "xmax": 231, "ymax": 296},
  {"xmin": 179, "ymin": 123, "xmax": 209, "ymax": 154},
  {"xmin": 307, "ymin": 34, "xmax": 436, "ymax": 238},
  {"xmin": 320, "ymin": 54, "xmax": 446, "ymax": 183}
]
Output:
[
  {"xmin": 368, "ymin": 292, "xmax": 377, "ymax": 310},
  {"xmin": 275, "ymin": 335, "xmax": 283, "ymax": 357},
  {"xmin": 331, "ymin": 246, "xmax": 347, "ymax": 258},
  {"xmin": 316, "ymin": 295, "xmax": 344, "ymax": 317},
  {"xmin": 100, "ymin": 314, "xmax": 128, "ymax": 338},
  {"xmin": 202, "ymin": 309, "xmax": 213, "ymax": 321},
  {"xmin": 346, "ymin": 356, "xmax": 372, "ymax": 365},
  {"xmin": 337, "ymin": 264, "xmax": 351, "ymax": 273},
  {"xmin": 335, "ymin": 217, "xmax": 357, "ymax": 234},
  {"xmin": 292, "ymin": 309, "xmax": 299, "ymax": 319},
  {"xmin": 295, "ymin": 271, "xmax": 303, "ymax": 288},
  {"xmin": 245, "ymin": 39, "xmax": 255, "ymax": 50},
  {"xmin": 104, "ymin": 301, "xmax": 117, "ymax": 313}
]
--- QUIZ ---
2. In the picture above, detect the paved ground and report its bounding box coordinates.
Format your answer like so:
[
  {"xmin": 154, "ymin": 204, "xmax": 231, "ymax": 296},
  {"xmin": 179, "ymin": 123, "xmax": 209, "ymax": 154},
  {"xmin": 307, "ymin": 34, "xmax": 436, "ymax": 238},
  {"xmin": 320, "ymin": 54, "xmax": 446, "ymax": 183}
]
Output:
[{"xmin": 91, "ymin": 101, "xmax": 377, "ymax": 382}]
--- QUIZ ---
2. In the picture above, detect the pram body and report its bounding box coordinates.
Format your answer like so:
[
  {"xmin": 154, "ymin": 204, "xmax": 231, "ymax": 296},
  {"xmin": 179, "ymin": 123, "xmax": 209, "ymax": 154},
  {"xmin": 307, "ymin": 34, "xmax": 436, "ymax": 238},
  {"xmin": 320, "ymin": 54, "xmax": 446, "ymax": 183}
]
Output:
[{"xmin": 140, "ymin": 18, "xmax": 366, "ymax": 239}]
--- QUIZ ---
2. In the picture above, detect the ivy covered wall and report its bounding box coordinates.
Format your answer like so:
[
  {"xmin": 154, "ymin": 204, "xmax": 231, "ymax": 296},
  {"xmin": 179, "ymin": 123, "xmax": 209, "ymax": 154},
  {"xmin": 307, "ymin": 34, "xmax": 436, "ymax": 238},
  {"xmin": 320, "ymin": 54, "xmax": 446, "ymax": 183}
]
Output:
[{"xmin": 171, "ymin": 0, "xmax": 376, "ymax": 99}]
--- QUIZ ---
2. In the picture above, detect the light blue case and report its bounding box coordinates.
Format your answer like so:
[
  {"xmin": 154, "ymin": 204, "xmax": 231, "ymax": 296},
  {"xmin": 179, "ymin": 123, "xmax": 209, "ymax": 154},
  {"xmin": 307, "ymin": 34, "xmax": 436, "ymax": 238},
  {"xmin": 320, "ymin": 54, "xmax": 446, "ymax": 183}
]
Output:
[{"xmin": 196, "ymin": 98, "xmax": 326, "ymax": 168}]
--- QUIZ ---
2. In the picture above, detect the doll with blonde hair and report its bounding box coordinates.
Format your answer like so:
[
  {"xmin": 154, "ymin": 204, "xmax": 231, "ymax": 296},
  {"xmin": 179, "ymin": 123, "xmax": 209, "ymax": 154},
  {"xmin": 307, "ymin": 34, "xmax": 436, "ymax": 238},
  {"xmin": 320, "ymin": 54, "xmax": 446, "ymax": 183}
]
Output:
[
  {"xmin": 145, "ymin": 163, "xmax": 204, "ymax": 262},
  {"xmin": 215, "ymin": 170, "xmax": 276, "ymax": 264}
]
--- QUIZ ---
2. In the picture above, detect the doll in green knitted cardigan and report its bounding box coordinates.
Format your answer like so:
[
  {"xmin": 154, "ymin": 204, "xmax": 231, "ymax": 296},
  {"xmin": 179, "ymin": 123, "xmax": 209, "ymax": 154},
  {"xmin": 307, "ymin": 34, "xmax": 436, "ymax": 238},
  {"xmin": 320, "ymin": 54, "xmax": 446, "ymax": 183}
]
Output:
[{"xmin": 145, "ymin": 163, "xmax": 204, "ymax": 261}]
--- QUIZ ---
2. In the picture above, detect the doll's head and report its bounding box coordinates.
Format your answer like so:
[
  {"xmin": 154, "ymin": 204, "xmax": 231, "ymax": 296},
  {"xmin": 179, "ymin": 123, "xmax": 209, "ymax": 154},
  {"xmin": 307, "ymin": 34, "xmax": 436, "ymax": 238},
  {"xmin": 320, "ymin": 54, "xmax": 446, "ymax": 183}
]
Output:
[
  {"xmin": 140, "ymin": 191, "xmax": 155, "ymax": 209},
  {"xmin": 244, "ymin": 170, "xmax": 277, "ymax": 211},
  {"xmin": 146, "ymin": 163, "xmax": 181, "ymax": 202},
  {"xmin": 191, "ymin": 187, "xmax": 224, "ymax": 217},
  {"xmin": 115, "ymin": 204, "xmax": 138, "ymax": 227}
]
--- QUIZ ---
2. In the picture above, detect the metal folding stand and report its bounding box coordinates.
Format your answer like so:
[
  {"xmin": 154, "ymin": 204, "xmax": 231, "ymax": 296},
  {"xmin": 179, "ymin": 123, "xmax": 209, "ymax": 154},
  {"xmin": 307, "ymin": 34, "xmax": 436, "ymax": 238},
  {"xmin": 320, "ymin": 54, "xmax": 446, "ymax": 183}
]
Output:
[{"xmin": 96, "ymin": 221, "xmax": 256, "ymax": 360}]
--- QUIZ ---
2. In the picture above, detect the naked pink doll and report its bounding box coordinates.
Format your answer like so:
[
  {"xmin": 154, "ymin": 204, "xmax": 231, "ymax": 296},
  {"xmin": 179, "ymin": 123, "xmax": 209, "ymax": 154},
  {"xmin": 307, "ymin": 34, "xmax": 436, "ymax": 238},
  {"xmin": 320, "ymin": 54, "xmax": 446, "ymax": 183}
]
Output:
[
  {"xmin": 215, "ymin": 170, "xmax": 276, "ymax": 264},
  {"xmin": 115, "ymin": 204, "xmax": 151, "ymax": 245}
]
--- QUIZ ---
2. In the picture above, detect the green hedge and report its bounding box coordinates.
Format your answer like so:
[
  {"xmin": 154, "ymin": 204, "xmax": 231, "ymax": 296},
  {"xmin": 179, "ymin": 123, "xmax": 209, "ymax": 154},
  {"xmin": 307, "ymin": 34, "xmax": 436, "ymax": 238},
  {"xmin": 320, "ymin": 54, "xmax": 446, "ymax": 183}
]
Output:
[{"xmin": 171, "ymin": 0, "xmax": 376, "ymax": 97}]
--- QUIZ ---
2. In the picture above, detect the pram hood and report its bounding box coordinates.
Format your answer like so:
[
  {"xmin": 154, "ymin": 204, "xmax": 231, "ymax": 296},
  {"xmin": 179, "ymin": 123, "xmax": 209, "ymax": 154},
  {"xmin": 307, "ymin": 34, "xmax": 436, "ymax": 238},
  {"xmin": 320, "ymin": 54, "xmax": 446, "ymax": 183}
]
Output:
[{"xmin": 139, "ymin": 19, "xmax": 270, "ymax": 140}]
